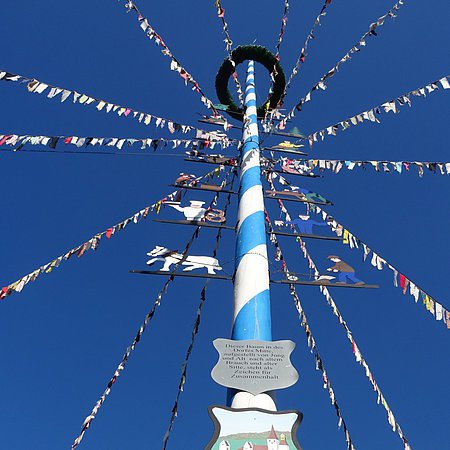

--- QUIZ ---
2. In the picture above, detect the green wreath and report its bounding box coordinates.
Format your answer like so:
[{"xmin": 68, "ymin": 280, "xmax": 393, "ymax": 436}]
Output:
[{"xmin": 215, "ymin": 45, "xmax": 286, "ymax": 121}]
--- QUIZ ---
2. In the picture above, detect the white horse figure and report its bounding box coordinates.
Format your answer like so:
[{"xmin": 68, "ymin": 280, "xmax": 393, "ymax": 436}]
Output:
[{"xmin": 146, "ymin": 246, "xmax": 222, "ymax": 274}]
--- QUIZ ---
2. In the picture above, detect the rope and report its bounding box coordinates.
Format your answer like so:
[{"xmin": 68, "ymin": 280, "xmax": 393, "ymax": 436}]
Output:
[
  {"xmin": 70, "ymin": 168, "xmax": 234, "ymax": 449},
  {"xmin": 311, "ymin": 204, "xmax": 450, "ymax": 321},
  {"xmin": 0, "ymin": 166, "xmax": 222, "ymax": 301},
  {"xmin": 265, "ymin": 157, "xmax": 450, "ymax": 177},
  {"xmin": 283, "ymin": 0, "xmax": 333, "ymax": 103},
  {"xmin": 276, "ymin": 0, "xmax": 406, "ymax": 130},
  {"xmin": 264, "ymin": 0, "xmax": 290, "ymax": 122},
  {"xmin": 0, "ymin": 133, "xmax": 235, "ymax": 152},
  {"xmin": 70, "ymin": 233, "xmax": 199, "ymax": 449},
  {"xmin": 266, "ymin": 173, "xmax": 413, "ymax": 450},
  {"xmin": 274, "ymin": 0, "xmax": 290, "ymax": 61},
  {"xmin": 265, "ymin": 208, "xmax": 356, "ymax": 450},
  {"xmin": 120, "ymin": 1, "xmax": 223, "ymax": 119},
  {"xmin": 214, "ymin": 0, "xmax": 245, "ymax": 106},
  {"xmin": 0, "ymin": 70, "xmax": 224, "ymax": 138},
  {"xmin": 306, "ymin": 75, "xmax": 450, "ymax": 147},
  {"xmin": 161, "ymin": 169, "xmax": 236, "ymax": 449}
]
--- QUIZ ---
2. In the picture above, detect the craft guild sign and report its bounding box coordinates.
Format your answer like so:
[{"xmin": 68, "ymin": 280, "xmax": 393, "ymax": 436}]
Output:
[
  {"xmin": 206, "ymin": 406, "xmax": 302, "ymax": 450},
  {"xmin": 211, "ymin": 339, "xmax": 299, "ymax": 395}
]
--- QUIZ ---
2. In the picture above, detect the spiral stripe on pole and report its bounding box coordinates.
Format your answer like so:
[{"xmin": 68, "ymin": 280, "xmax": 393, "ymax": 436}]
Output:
[{"xmin": 232, "ymin": 60, "xmax": 272, "ymax": 342}]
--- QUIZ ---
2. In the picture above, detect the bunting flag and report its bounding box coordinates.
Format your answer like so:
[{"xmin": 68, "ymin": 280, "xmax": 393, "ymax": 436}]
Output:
[
  {"xmin": 71, "ymin": 232, "xmax": 202, "ymax": 450},
  {"xmin": 0, "ymin": 167, "xmax": 224, "ymax": 302},
  {"xmin": 271, "ymin": 158, "xmax": 450, "ymax": 177},
  {"xmin": 267, "ymin": 174, "xmax": 412, "ymax": 450},
  {"xmin": 214, "ymin": 0, "xmax": 244, "ymax": 106},
  {"xmin": 306, "ymin": 75, "xmax": 450, "ymax": 146},
  {"xmin": 265, "ymin": 210, "xmax": 356, "ymax": 450},
  {"xmin": 121, "ymin": 1, "xmax": 223, "ymax": 119},
  {"xmin": 265, "ymin": 0, "xmax": 290, "ymax": 115},
  {"xmin": 310, "ymin": 204, "xmax": 450, "ymax": 330},
  {"xmin": 277, "ymin": 0, "xmax": 405, "ymax": 130},
  {"xmin": 162, "ymin": 172, "xmax": 236, "ymax": 449},
  {"xmin": 274, "ymin": 0, "xmax": 290, "ymax": 61},
  {"xmin": 71, "ymin": 170, "xmax": 235, "ymax": 450},
  {"xmin": 0, "ymin": 70, "xmax": 226, "ymax": 137},
  {"xmin": 0, "ymin": 132, "xmax": 236, "ymax": 152},
  {"xmin": 280, "ymin": 0, "xmax": 333, "ymax": 106}
]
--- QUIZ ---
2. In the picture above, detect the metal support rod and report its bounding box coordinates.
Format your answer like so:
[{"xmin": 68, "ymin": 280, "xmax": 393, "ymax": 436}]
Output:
[{"xmin": 229, "ymin": 61, "xmax": 276, "ymax": 410}]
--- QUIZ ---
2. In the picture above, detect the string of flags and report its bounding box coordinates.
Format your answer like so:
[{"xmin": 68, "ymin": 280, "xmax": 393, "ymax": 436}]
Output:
[
  {"xmin": 266, "ymin": 0, "xmax": 290, "ymax": 107},
  {"xmin": 274, "ymin": 0, "xmax": 290, "ymax": 61},
  {"xmin": 281, "ymin": 0, "xmax": 333, "ymax": 104},
  {"xmin": 265, "ymin": 210, "xmax": 356, "ymax": 450},
  {"xmin": 162, "ymin": 174, "xmax": 235, "ymax": 449},
  {"xmin": 267, "ymin": 174, "xmax": 412, "ymax": 449},
  {"xmin": 0, "ymin": 132, "xmax": 235, "ymax": 152},
  {"xmin": 71, "ymin": 226, "xmax": 206, "ymax": 450},
  {"xmin": 295, "ymin": 232, "xmax": 412, "ymax": 450},
  {"xmin": 214, "ymin": 0, "xmax": 244, "ymax": 106},
  {"xmin": 121, "ymin": 0, "xmax": 223, "ymax": 120},
  {"xmin": 277, "ymin": 0, "xmax": 405, "ymax": 130},
  {"xmin": 306, "ymin": 75, "xmax": 450, "ymax": 147},
  {"xmin": 163, "ymin": 286, "xmax": 208, "ymax": 449},
  {"xmin": 311, "ymin": 204, "xmax": 450, "ymax": 330},
  {"xmin": 268, "ymin": 170, "xmax": 450, "ymax": 329},
  {"xmin": 0, "ymin": 70, "xmax": 226, "ymax": 137},
  {"xmin": 0, "ymin": 167, "xmax": 224, "ymax": 302},
  {"xmin": 272, "ymin": 158, "xmax": 450, "ymax": 177},
  {"xmin": 71, "ymin": 169, "xmax": 234, "ymax": 450}
]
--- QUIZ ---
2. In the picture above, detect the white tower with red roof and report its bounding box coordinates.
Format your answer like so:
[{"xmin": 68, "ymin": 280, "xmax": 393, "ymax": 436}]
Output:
[{"xmin": 267, "ymin": 425, "xmax": 279, "ymax": 450}]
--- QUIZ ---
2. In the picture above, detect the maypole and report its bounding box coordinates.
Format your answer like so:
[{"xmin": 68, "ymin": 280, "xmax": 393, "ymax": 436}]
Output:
[
  {"xmin": 208, "ymin": 57, "xmax": 301, "ymax": 450},
  {"xmin": 230, "ymin": 60, "xmax": 275, "ymax": 410}
]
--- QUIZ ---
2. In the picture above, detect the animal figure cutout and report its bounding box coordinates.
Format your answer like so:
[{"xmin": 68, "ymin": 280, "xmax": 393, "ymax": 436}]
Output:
[
  {"xmin": 147, "ymin": 246, "xmax": 222, "ymax": 274},
  {"xmin": 167, "ymin": 200, "xmax": 207, "ymax": 221},
  {"xmin": 166, "ymin": 200, "xmax": 226, "ymax": 223}
]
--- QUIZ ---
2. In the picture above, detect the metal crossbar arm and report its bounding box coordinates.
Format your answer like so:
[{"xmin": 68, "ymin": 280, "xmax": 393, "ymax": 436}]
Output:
[
  {"xmin": 271, "ymin": 231, "xmax": 342, "ymax": 241},
  {"xmin": 265, "ymin": 194, "xmax": 332, "ymax": 206},
  {"xmin": 269, "ymin": 169, "xmax": 320, "ymax": 178},
  {"xmin": 184, "ymin": 158, "xmax": 238, "ymax": 167},
  {"xmin": 130, "ymin": 270, "xmax": 233, "ymax": 280},
  {"xmin": 261, "ymin": 147, "xmax": 308, "ymax": 156},
  {"xmin": 170, "ymin": 184, "xmax": 238, "ymax": 194},
  {"xmin": 153, "ymin": 219, "xmax": 235, "ymax": 230},
  {"xmin": 153, "ymin": 219, "xmax": 340, "ymax": 241},
  {"xmin": 271, "ymin": 280, "xmax": 379, "ymax": 289}
]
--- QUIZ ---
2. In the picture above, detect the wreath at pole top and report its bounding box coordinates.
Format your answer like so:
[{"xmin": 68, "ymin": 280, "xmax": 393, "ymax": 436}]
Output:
[{"xmin": 215, "ymin": 45, "xmax": 286, "ymax": 121}]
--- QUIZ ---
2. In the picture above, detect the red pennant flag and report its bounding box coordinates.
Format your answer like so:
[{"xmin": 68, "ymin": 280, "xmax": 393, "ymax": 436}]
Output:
[
  {"xmin": 179, "ymin": 70, "xmax": 189, "ymax": 81},
  {"xmin": 0, "ymin": 135, "xmax": 11, "ymax": 146},
  {"xmin": 106, "ymin": 227, "xmax": 113, "ymax": 239}
]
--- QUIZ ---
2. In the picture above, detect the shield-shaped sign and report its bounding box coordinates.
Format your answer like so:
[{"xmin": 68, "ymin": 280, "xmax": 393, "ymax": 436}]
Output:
[
  {"xmin": 205, "ymin": 406, "xmax": 303, "ymax": 450},
  {"xmin": 211, "ymin": 339, "xmax": 299, "ymax": 395}
]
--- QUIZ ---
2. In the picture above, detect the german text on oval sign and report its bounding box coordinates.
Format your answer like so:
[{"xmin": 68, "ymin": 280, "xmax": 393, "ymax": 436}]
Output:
[{"xmin": 211, "ymin": 339, "xmax": 299, "ymax": 395}]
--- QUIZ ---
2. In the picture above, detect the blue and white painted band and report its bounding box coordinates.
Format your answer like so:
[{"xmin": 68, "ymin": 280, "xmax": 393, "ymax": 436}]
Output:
[
  {"xmin": 230, "ymin": 60, "xmax": 275, "ymax": 410},
  {"xmin": 233, "ymin": 59, "xmax": 271, "ymax": 342}
]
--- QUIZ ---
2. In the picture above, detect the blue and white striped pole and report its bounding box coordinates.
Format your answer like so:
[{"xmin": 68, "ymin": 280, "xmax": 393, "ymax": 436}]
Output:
[{"xmin": 230, "ymin": 61, "xmax": 276, "ymax": 410}]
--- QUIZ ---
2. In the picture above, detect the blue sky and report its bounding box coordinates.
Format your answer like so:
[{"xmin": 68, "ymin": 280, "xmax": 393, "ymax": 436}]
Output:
[{"xmin": 0, "ymin": 1, "xmax": 449, "ymax": 449}]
